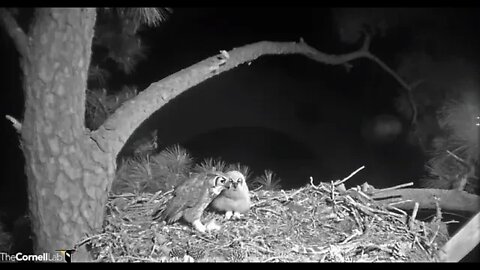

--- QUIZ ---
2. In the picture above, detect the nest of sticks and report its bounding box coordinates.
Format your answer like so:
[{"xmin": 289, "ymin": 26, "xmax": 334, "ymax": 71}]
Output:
[{"xmin": 76, "ymin": 167, "xmax": 449, "ymax": 262}]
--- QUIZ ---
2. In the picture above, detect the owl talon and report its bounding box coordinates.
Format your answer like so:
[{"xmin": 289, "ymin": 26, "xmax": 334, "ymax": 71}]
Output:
[
  {"xmin": 225, "ymin": 211, "xmax": 233, "ymax": 220},
  {"xmin": 232, "ymin": 212, "xmax": 242, "ymax": 220},
  {"xmin": 192, "ymin": 220, "xmax": 206, "ymax": 233},
  {"xmin": 205, "ymin": 219, "xmax": 221, "ymax": 232}
]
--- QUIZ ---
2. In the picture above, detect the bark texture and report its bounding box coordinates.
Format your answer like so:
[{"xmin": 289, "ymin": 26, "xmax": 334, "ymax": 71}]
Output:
[{"xmin": 19, "ymin": 8, "xmax": 115, "ymax": 261}]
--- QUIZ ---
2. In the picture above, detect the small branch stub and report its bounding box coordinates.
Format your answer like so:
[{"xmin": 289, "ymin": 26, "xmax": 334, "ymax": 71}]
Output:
[{"xmin": 6, "ymin": 114, "xmax": 22, "ymax": 133}]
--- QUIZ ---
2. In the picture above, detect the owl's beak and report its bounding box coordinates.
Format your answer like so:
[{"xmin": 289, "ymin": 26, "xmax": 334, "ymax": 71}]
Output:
[{"xmin": 227, "ymin": 179, "xmax": 239, "ymax": 189}]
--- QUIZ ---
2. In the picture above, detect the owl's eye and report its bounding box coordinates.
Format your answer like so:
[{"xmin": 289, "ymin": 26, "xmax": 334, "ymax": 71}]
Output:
[{"xmin": 215, "ymin": 176, "xmax": 227, "ymax": 185}]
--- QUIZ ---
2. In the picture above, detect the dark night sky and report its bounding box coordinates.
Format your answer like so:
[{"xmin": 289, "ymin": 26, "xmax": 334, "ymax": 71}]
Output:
[{"xmin": 1, "ymin": 8, "xmax": 479, "ymax": 237}]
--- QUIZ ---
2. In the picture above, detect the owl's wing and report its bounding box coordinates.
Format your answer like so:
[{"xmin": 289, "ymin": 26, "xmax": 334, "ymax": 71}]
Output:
[
  {"xmin": 156, "ymin": 174, "xmax": 205, "ymax": 223},
  {"xmin": 182, "ymin": 180, "xmax": 216, "ymax": 223}
]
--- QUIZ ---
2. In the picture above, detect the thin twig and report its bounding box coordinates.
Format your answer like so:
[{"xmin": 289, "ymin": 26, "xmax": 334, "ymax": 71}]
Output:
[
  {"xmin": 387, "ymin": 199, "xmax": 414, "ymax": 206},
  {"xmin": 340, "ymin": 229, "xmax": 363, "ymax": 245},
  {"xmin": 281, "ymin": 190, "xmax": 289, "ymax": 201},
  {"xmin": 262, "ymin": 256, "xmax": 284, "ymax": 262},
  {"xmin": 245, "ymin": 242, "xmax": 275, "ymax": 254},
  {"xmin": 109, "ymin": 193, "xmax": 138, "ymax": 198},
  {"xmin": 363, "ymin": 52, "xmax": 417, "ymax": 127},
  {"xmin": 409, "ymin": 202, "xmax": 420, "ymax": 230},
  {"xmin": 374, "ymin": 182, "xmax": 414, "ymax": 194},
  {"xmin": 288, "ymin": 187, "xmax": 305, "ymax": 198},
  {"xmin": 331, "ymin": 180, "xmax": 336, "ymax": 204},
  {"xmin": 372, "ymin": 208, "xmax": 405, "ymax": 219},
  {"xmin": 335, "ymin": 166, "xmax": 365, "ymax": 186},
  {"xmin": 446, "ymin": 150, "xmax": 467, "ymax": 164},
  {"xmin": 118, "ymin": 255, "xmax": 158, "ymax": 262},
  {"xmin": 194, "ymin": 233, "xmax": 217, "ymax": 243},
  {"xmin": 74, "ymin": 233, "xmax": 108, "ymax": 249},
  {"xmin": 427, "ymin": 224, "xmax": 440, "ymax": 247},
  {"xmin": 256, "ymin": 208, "xmax": 281, "ymax": 216},
  {"xmin": 356, "ymin": 189, "xmax": 373, "ymax": 201},
  {"xmin": 309, "ymin": 176, "xmax": 318, "ymax": 188},
  {"xmin": 385, "ymin": 205, "xmax": 408, "ymax": 217},
  {"xmin": 434, "ymin": 196, "xmax": 442, "ymax": 222},
  {"xmin": 421, "ymin": 221, "xmax": 428, "ymax": 238}
]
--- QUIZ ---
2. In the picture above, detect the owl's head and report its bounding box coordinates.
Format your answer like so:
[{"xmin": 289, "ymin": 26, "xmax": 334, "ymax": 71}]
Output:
[
  {"xmin": 207, "ymin": 172, "xmax": 230, "ymax": 196},
  {"xmin": 225, "ymin": 170, "xmax": 247, "ymax": 190}
]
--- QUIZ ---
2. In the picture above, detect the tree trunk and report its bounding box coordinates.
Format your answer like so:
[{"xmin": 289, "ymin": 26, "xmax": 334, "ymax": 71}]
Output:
[{"xmin": 19, "ymin": 8, "xmax": 114, "ymax": 261}]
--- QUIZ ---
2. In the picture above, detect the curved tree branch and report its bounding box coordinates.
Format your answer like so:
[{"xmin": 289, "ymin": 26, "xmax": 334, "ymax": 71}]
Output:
[
  {"xmin": 363, "ymin": 52, "xmax": 418, "ymax": 127},
  {"xmin": 372, "ymin": 188, "xmax": 480, "ymax": 214},
  {"xmin": 91, "ymin": 37, "xmax": 417, "ymax": 159},
  {"xmin": 0, "ymin": 8, "xmax": 29, "ymax": 58}
]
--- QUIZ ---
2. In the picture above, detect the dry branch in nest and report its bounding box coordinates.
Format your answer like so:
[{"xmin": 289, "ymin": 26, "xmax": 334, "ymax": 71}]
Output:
[{"xmin": 76, "ymin": 167, "xmax": 450, "ymax": 262}]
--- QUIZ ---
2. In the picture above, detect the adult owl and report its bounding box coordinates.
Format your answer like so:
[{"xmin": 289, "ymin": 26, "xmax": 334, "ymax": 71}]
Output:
[
  {"xmin": 210, "ymin": 170, "xmax": 251, "ymax": 220},
  {"xmin": 153, "ymin": 171, "xmax": 230, "ymax": 233}
]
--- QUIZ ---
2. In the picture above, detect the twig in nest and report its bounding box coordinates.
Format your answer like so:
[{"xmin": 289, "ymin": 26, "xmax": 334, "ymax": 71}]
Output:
[
  {"xmin": 74, "ymin": 233, "xmax": 107, "ymax": 249},
  {"xmin": 281, "ymin": 190, "xmax": 289, "ymax": 201},
  {"xmin": 109, "ymin": 193, "xmax": 138, "ymax": 198},
  {"xmin": 262, "ymin": 256, "xmax": 284, "ymax": 262},
  {"xmin": 416, "ymin": 239, "xmax": 431, "ymax": 258},
  {"xmin": 357, "ymin": 200, "xmax": 405, "ymax": 219},
  {"xmin": 256, "ymin": 208, "xmax": 281, "ymax": 216},
  {"xmin": 444, "ymin": 220, "xmax": 459, "ymax": 225},
  {"xmin": 409, "ymin": 202, "xmax": 419, "ymax": 230},
  {"xmin": 251, "ymin": 192, "xmax": 294, "ymax": 208},
  {"xmin": 119, "ymin": 255, "xmax": 157, "ymax": 262},
  {"xmin": 387, "ymin": 199, "xmax": 413, "ymax": 207},
  {"xmin": 339, "ymin": 229, "xmax": 363, "ymax": 245},
  {"xmin": 334, "ymin": 166, "xmax": 365, "ymax": 186},
  {"xmin": 433, "ymin": 196, "xmax": 442, "ymax": 222},
  {"xmin": 309, "ymin": 176, "xmax": 318, "ymax": 188},
  {"xmin": 251, "ymin": 200, "xmax": 267, "ymax": 208},
  {"xmin": 194, "ymin": 233, "xmax": 216, "ymax": 243},
  {"xmin": 385, "ymin": 205, "xmax": 408, "ymax": 217},
  {"xmin": 356, "ymin": 189, "xmax": 373, "ymax": 201},
  {"xmin": 373, "ymin": 182, "xmax": 414, "ymax": 194},
  {"xmin": 245, "ymin": 242, "xmax": 275, "ymax": 254},
  {"xmin": 348, "ymin": 207, "xmax": 364, "ymax": 231},
  {"xmin": 288, "ymin": 187, "xmax": 306, "ymax": 199},
  {"xmin": 331, "ymin": 180, "xmax": 336, "ymax": 205},
  {"xmin": 344, "ymin": 196, "xmax": 374, "ymax": 217},
  {"xmin": 427, "ymin": 224, "xmax": 440, "ymax": 247},
  {"xmin": 109, "ymin": 249, "xmax": 116, "ymax": 262},
  {"xmin": 421, "ymin": 221, "xmax": 428, "ymax": 238}
]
